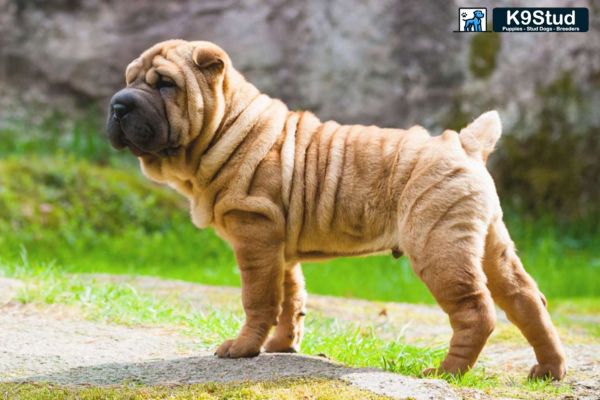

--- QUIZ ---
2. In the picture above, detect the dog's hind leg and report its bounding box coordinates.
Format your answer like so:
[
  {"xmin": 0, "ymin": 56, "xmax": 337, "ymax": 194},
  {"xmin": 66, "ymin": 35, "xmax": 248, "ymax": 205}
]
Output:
[
  {"xmin": 482, "ymin": 218, "xmax": 566, "ymax": 380},
  {"xmin": 264, "ymin": 262, "xmax": 307, "ymax": 353},
  {"xmin": 407, "ymin": 218, "xmax": 496, "ymax": 376}
]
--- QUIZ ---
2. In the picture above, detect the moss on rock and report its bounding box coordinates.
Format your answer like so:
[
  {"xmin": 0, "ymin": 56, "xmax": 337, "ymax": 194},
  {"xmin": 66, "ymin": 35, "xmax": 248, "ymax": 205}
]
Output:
[
  {"xmin": 493, "ymin": 73, "xmax": 600, "ymax": 221},
  {"xmin": 469, "ymin": 32, "xmax": 501, "ymax": 79}
]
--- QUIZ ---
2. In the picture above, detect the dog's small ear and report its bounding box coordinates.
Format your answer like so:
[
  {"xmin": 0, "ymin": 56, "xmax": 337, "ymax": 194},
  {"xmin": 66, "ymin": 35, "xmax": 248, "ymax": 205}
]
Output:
[{"xmin": 192, "ymin": 46, "xmax": 225, "ymax": 71}]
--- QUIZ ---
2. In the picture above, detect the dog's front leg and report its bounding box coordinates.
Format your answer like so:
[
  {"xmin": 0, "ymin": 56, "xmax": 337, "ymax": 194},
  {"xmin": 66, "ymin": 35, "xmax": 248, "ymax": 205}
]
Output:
[
  {"xmin": 215, "ymin": 210, "xmax": 285, "ymax": 358},
  {"xmin": 265, "ymin": 263, "xmax": 307, "ymax": 353}
]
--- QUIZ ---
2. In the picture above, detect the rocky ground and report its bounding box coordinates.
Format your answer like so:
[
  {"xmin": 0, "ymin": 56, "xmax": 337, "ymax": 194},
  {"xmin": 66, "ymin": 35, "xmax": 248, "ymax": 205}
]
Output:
[{"xmin": 0, "ymin": 276, "xmax": 598, "ymax": 399}]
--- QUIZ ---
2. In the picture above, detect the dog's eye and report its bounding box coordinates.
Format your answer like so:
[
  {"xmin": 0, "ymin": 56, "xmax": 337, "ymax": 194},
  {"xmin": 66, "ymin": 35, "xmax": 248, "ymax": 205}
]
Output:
[{"xmin": 156, "ymin": 76, "xmax": 176, "ymax": 90}]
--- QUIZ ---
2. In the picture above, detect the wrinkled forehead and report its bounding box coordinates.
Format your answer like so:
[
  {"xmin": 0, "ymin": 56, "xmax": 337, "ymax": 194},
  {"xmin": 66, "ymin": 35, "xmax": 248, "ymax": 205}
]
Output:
[{"xmin": 125, "ymin": 40, "xmax": 193, "ymax": 85}]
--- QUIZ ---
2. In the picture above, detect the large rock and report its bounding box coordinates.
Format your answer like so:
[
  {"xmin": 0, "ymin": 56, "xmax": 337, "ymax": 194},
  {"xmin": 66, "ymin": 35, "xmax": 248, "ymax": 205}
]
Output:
[{"xmin": 1, "ymin": 0, "xmax": 598, "ymax": 216}]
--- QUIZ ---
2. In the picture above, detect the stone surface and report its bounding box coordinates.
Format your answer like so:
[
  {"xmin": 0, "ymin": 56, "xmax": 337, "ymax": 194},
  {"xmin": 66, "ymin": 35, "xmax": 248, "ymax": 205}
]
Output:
[
  {"xmin": 0, "ymin": 0, "xmax": 597, "ymax": 130},
  {"xmin": 0, "ymin": 302, "xmax": 200, "ymax": 383},
  {"xmin": 0, "ymin": 0, "xmax": 598, "ymax": 213}
]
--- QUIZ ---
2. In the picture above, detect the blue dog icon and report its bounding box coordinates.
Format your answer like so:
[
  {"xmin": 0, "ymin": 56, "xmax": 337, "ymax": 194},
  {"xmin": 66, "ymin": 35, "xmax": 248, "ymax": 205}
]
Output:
[{"xmin": 463, "ymin": 10, "xmax": 485, "ymax": 31}]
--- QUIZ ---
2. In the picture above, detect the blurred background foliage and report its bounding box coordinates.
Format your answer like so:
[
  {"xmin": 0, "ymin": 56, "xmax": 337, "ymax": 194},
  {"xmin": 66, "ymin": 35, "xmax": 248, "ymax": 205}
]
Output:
[{"xmin": 0, "ymin": 0, "xmax": 598, "ymax": 302}]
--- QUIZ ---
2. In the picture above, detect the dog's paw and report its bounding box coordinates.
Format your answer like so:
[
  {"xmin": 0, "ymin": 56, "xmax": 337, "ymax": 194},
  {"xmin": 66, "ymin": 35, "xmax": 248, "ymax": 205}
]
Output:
[
  {"xmin": 528, "ymin": 363, "xmax": 566, "ymax": 381},
  {"xmin": 215, "ymin": 338, "xmax": 261, "ymax": 358},
  {"xmin": 264, "ymin": 336, "xmax": 299, "ymax": 353}
]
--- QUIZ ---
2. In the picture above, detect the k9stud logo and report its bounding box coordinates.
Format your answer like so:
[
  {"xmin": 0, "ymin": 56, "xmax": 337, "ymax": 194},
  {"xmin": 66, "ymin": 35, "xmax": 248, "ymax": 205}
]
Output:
[
  {"xmin": 457, "ymin": 8, "xmax": 488, "ymax": 32},
  {"xmin": 455, "ymin": 7, "xmax": 588, "ymax": 33}
]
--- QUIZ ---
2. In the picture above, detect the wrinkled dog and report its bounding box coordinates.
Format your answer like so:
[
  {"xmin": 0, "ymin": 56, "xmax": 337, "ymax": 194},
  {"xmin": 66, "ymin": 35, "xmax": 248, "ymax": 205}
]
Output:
[{"xmin": 106, "ymin": 40, "xmax": 566, "ymax": 380}]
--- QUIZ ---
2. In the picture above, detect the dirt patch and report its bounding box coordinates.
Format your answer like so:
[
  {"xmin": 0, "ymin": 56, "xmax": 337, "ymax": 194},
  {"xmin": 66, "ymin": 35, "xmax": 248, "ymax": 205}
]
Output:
[
  {"xmin": 2, "ymin": 275, "xmax": 599, "ymax": 399},
  {"xmin": 0, "ymin": 302, "xmax": 200, "ymax": 382},
  {"xmin": 0, "ymin": 277, "xmax": 23, "ymax": 304},
  {"xmin": 0, "ymin": 281, "xmax": 460, "ymax": 400}
]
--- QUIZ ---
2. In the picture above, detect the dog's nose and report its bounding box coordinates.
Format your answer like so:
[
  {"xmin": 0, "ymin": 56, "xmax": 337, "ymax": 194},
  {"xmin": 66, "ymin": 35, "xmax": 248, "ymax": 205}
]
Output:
[
  {"xmin": 112, "ymin": 103, "xmax": 130, "ymax": 119},
  {"xmin": 110, "ymin": 89, "xmax": 136, "ymax": 120}
]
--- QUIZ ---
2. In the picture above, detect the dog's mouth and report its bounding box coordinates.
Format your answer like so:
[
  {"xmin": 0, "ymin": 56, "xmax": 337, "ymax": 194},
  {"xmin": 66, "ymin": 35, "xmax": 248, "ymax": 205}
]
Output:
[
  {"xmin": 107, "ymin": 111, "xmax": 177, "ymax": 158},
  {"xmin": 106, "ymin": 114, "xmax": 148, "ymax": 157}
]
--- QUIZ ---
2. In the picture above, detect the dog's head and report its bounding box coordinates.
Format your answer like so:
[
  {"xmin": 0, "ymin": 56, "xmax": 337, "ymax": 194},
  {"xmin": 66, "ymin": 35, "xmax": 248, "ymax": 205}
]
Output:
[
  {"xmin": 106, "ymin": 40, "xmax": 231, "ymax": 157},
  {"xmin": 473, "ymin": 10, "xmax": 484, "ymax": 19}
]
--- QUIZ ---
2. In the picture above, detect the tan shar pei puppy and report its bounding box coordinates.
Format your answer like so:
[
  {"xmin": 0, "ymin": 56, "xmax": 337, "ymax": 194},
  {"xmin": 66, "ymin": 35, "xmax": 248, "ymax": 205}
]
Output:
[{"xmin": 106, "ymin": 40, "xmax": 566, "ymax": 380}]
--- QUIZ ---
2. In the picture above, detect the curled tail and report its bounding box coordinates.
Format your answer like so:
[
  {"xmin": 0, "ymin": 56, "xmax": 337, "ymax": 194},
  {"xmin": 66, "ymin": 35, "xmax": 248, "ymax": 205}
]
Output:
[{"xmin": 459, "ymin": 111, "xmax": 502, "ymax": 163}]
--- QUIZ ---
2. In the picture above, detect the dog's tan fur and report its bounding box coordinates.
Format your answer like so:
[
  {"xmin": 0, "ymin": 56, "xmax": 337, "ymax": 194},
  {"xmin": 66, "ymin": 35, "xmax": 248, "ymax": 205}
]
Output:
[{"xmin": 120, "ymin": 40, "xmax": 566, "ymax": 379}]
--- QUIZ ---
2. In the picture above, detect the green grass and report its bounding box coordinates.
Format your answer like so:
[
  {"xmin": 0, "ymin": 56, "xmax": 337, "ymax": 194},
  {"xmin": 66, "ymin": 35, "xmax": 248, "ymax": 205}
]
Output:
[
  {"xmin": 0, "ymin": 110, "xmax": 127, "ymax": 166},
  {"xmin": 0, "ymin": 260, "xmax": 572, "ymax": 398},
  {"xmin": 0, "ymin": 116, "xmax": 598, "ymax": 303},
  {"xmin": 0, "ymin": 155, "xmax": 598, "ymax": 304}
]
